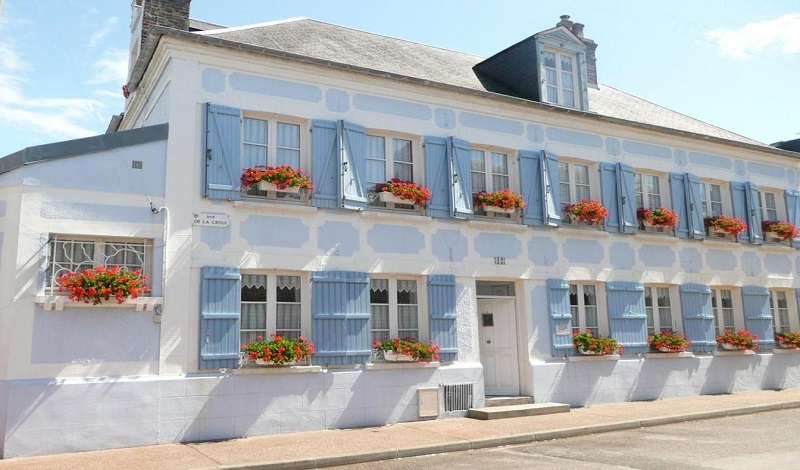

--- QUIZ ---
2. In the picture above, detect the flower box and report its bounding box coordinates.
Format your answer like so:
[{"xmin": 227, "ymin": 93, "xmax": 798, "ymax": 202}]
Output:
[
  {"xmin": 482, "ymin": 205, "xmax": 516, "ymax": 214},
  {"xmin": 765, "ymin": 232, "xmax": 783, "ymax": 243},
  {"xmin": 716, "ymin": 330, "xmax": 757, "ymax": 351},
  {"xmin": 378, "ymin": 191, "xmax": 410, "ymax": 205},
  {"xmin": 383, "ymin": 351, "xmax": 415, "ymax": 362},
  {"xmin": 704, "ymin": 215, "xmax": 747, "ymax": 238},
  {"xmin": 572, "ymin": 331, "xmax": 621, "ymax": 356},
  {"xmin": 648, "ymin": 331, "xmax": 690, "ymax": 353},
  {"xmin": 720, "ymin": 342, "xmax": 738, "ymax": 350},
  {"xmin": 564, "ymin": 199, "xmax": 608, "ymax": 225},
  {"xmin": 242, "ymin": 334, "xmax": 314, "ymax": 365},
  {"xmin": 637, "ymin": 207, "xmax": 678, "ymax": 228},
  {"xmin": 762, "ymin": 220, "xmax": 799, "ymax": 242},
  {"xmin": 257, "ymin": 180, "xmax": 300, "ymax": 193},
  {"xmin": 775, "ymin": 332, "xmax": 800, "ymax": 349}
]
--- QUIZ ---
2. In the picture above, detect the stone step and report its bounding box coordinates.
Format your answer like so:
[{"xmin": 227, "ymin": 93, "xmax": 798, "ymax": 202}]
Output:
[
  {"xmin": 484, "ymin": 396, "xmax": 534, "ymax": 407},
  {"xmin": 467, "ymin": 402, "xmax": 570, "ymax": 420}
]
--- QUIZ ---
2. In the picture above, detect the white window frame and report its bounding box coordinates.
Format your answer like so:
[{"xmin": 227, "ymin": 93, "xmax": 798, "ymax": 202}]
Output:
[
  {"xmin": 760, "ymin": 188, "xmax": 784, "ymax": 223},
  {"xmin": 559, "ymin": 160, "xmax": 596, "ymax": 224},
  {"xmin": 770, "ymin": 289, "xmax": 791, "ymax": 333},
  {"xmin": 569, "ymin": 283, "xmax": 606, "ymax": 337},
  {"xmin": 634, "ymin": 172, "xmax": 669, "ymax": 233},
  {"xmin": 644, "ymin": 285, "xmax": 679, "ymax": 335},
  {"xmin": 240, "ymin": 272, "xmax": 310, "ymax": 346},
  {"xmin": 542, "ymin": 47, "xmax": 577, "ymax": 108},
  {"xmin": 364, "ymin": 131, "xmax": 422, "ymax": 210},
  {"xmin": 369, "ymin": 277, "xmax": 428, "ymax": 342},
  {"xmin": 470, "ymin": 146, "xmax": 518, "ymax": 219},
  {"xmin": 46, "ymin": 235, "xmax": 153, "ymax": 291},
  {"xmin": 700, "ymin": 180, "xmax": 730, "ymax": 219},
  {"xmin": 241, "ymin": 113, "xmax": 309, "ymax": 200},
  {"xmin": 711, "ymin": 287, "xmax": 740, "ymax": 335}
]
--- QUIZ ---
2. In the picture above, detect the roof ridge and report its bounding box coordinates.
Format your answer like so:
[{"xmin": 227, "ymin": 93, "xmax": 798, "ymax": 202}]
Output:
[{"xmin": 194, "ymin": 17, "xmax": 308, "ymax": 35}]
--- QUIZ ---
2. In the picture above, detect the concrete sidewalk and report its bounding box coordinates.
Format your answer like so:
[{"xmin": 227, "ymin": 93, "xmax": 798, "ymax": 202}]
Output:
[{"xmin": 3, "ymin": 388, "xmax": 800, "ymax": 470}]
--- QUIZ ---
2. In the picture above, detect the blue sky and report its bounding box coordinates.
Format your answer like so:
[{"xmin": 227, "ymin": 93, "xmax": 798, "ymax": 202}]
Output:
[{"xmin": 0, "ymin": 0, "xmax": 798, "ymax": 157}]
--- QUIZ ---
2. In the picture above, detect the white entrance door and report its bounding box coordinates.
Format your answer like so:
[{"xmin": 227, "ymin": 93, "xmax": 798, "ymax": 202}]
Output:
[{"xmin": 478, "ymin": 298, "xmax": 519, "ymax": 396}]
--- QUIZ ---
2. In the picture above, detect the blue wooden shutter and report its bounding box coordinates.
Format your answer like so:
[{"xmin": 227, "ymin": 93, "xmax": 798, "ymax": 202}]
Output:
[
  {"xmin": 428, "ymin": 275, "xmax": 458, "ymax": 361},
  {"xmin": 747, "ymin": 183, "xmax": 763, "ymax": 244},
  {"xmin": 311, "ymin": 271, "xmax": 371, "ymax": 365},
  {"xmin": 341, "ymin": 121, "xmax": 367, "ymax": 210},
  {"xmin": 449, "ymin": 137, "xmax": 473, "ymax": 219},
  {"xmin": 519, "ymin": 150, "xmax": 544, "ymax": 225},
  {"xmin": 742, "ymin": 286, "xmax": 774, "ymax": 350},
  {"xmin": 543, "ymin": 151, "xmax": 561, "ymax": 226},
  {"xmin": 200, "ymin": 266, "xmax": 241, "ymax": 369},
  {"xmin": 606, "ymin": 281, "xmax": 647, "ymax": 354},
  {"xmin": 686, "ymin": 174, "xmax": 705, "ymax": 239},
  {"xmin": 617, "ymin": 163, "xmax": 637, "ymax": 234},
  {"xmin": 547, "ymin": 279, "xmax": 574, "ymax": 357},
  {"xmin": 670, "ymin": 173, "xmax": 690, "ymax": 239},
  {"xmin": 424, "ymin": 136, "xmax": 450, "ymax": 218},
  {"xmin": 311, "ymin": 120, "xmax": 340, "ymax": 208},
  {"xmin": 600, "ymin": 163, "xmax": 620, "ymax": 232},
  {"xmin": 204, "ymin": 103, "xmax": 242, "ymax": 200},
  {"xmin": 679, "ymin": 283, "xmax": 716, "ymax": 352},
  {"xmin": 730, "ymin": 182, "xmax": 749, "ymax": 243},
  {"xmin": 785, "ymin": 190, "xmax": 800, "ymax": 248}
]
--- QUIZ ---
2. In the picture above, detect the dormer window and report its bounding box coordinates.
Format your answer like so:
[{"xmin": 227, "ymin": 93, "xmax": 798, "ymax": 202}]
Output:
[{"xmin": 543, "ymin": 49, "xmax": 577, "ymax": 108}]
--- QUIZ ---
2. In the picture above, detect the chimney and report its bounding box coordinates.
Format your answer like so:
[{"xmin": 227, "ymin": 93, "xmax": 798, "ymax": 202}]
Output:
[
  {"xmin": 557, "ymin": 15, "xmax": 598, "ymax": 89},
  {"xmin": 139, "ymin": 0, "xmax": 192, "ymax": 51}
]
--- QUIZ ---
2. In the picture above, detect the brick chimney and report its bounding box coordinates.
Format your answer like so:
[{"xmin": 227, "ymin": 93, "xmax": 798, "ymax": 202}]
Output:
[
  {"xmin": 557, "ymin": 15, "xmax": 598, "ymax": 88},
  {"xmin": 139, "ymin": 0, "xmax": 192, "ymax": 51}
]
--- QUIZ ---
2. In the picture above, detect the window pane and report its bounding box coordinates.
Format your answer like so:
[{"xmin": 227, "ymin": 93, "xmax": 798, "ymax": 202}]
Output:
[
  {"xmin": 574, "ymin": 164, "xmax": 589, "ymax": 185},
  {"xmin": 393, "ymin": 139, "xmax": 412, "ymax": 163},
  {"xmin": 243, "ymin": 118, "xmax": 268, "ymax": 145},
  {"xmin": 543, "ymin": 51, "xmax": 556, "ymax": 69},
  {"xmin": 583, "ymin": 285, "xmax": 597, "ymax": 306},
  {"xmin": 491, "ymin": 153, "xmax": 508, "ymax": 176},
  {"xmin": 276, "ymin": 122, "xmax": 301, "ymax": 167},
  {"xmin": 562, "ymin": 90, "xmax": 575, "ymax": 108},
  {"xmin": 547, "ymin": 86, "xmax": 559, "ymax": 103},
  {"xmin": 470, "ymin": 150, "xmax": 486, "ymax": 171},
  {"xmin": 560, "ymin": 54, "xmax": 573, "ymax": 72},
  {"xmin": 365, "ymin": 135, "xmax": 386, "ymax": 187}
]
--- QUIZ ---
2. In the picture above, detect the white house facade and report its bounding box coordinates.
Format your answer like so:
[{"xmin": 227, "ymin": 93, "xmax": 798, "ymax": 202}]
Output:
[{"xmin": 1, "ymin": 0, "xmax": 800, "ymax": 458}]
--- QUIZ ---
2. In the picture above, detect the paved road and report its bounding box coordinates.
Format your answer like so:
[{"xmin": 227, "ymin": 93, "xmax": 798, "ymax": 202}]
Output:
[{"xmin": 332, "ymin": 408, "xmax": 800, "ymax": 469}]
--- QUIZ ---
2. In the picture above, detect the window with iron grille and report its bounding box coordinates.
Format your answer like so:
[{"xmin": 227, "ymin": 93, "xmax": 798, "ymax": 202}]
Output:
[{"xmin": 46, "ymin": 236, "xmax": 152, "ymax": 290}]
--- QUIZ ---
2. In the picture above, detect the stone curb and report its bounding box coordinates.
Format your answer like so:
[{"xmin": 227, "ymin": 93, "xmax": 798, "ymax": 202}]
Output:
[{"xmin": 212, "ymin": 401, "xmax": 800, "ymax": 470}]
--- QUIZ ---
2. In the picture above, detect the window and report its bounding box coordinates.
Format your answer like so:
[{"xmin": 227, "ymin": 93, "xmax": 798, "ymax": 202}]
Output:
[
  {"xmin": 645, "ymin": 286, "xmax": 675, "ymax": 335},
  {"xmin": 240, "ymin": 274, "xmax": 304, "ymax": 345},
  {"xmin": 700, "ymin": 182, "xmax": 725, "ymax": 218},
  {"xmin": 471, "ymin": 148, "xmax": 514, "ymax": 218},
  {"xmin": 711, "ymin": 288, "xmax": 736, "ymax": 335},
  {"xmin": 543, "ymin": 49, "xmax": 576, "ymax": 108},
  {"xmin": 761, "ymin": 190, "xmax": 780, "ymax": 222},
  {"xmin": 370, "ymin": 278, "xmax": 420, "ymax": 342},
  {"xmin": 569, "ymin": 284, "xmax": 599, "ymax": 336},
  {"xmin": 634, "ymin": 173, "xmax": 662, "ymax": 210},
  {"xmin": 771, "ymin": 290, "xmax": 791, "ymax": 333},
  {"xmin": 242, "ymin": 117, "xmax": 306, "ymax": 200},
  {"xmin": 46, "ymin": 236, "xmax": 152, "ymax": 289},
  {"xmin": 365, "ymin": 134, "xmax": 416, "ymax": 208},
  {"xmin": 559, "ymin": 161, "xmax": 592, "ymax": 223}
]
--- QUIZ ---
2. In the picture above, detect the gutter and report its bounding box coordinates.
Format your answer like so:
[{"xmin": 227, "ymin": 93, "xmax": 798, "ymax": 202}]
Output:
[{"xmin": 126, "ymin": 27, "xmax": 800, "ymax": 160}]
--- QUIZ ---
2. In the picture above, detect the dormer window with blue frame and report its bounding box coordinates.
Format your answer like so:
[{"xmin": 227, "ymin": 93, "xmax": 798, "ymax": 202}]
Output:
[{"xmin": 542, "ymin": 49, "xmax": 577, "ymax": 108}]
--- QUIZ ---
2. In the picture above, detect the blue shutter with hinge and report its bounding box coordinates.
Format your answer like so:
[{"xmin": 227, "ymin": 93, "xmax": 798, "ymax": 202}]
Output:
[
  {"xmin": 742, "ymin": 286, "xmax": 774, "ymax": 350},
  {"xmin": 600, "ymin": 163, "xmax": 620, "ymax": 232},
  {"xmin": 670, "ymin": 173, "xmax": 690, "ymax": 239},
  {"xmin": 606, "ymin": 281, "xmax": 647, "ymax": 354},
  {"xmin": 341, "ymin": 121, "xmax": 367, "ymax": 210},
  {"xmin": 747, "ymin": 183, "xmax": 763, "ymax": 244},
  {"xmin": 519, "ymin": 150, "xmax": 544, "ymax": 225},
  {"xmin": 617, "ymin": 163, "xmax": 637, "ymax": 233},
  {"xmin": 311, "ymin": 120, "xmax": 340, "ymax": 208},
  {"xmin": 200, "ymin": 266, "xmax": 241, "ymax": 370},
  {"xmin": 449, "ymin": 137, "xmax": 473, "ymax": 219},
  {"xmin": 424, "ymin": 136, "xmax": 450, "ymax": 218},
  {"xmin": 686, "ymin": 174, "xmax": 705, "ymax": 239},
  {"xmin": 311, "ymin": 271, "xmax": 371, "ymax": 365},
  {"xmin": 543, "ymin": 151, "xmax": 561, "ymax": 226},
  {"xmin": 204, "ymin": 104, "xmax": 242, "ymax": 200},
  {"xmin": 428, "ymin": 275, "xmax": 458, "ymax": 361},
  {"xmin": 680, "ymin": 283, "xmax": 716, "ymax": 352},
  {"xmin": 731, "ymin": 182, "xmax": 749, "ymax": 243},
  {"xmin": 547, "ymin": 279, "xmax": 574, "ymax": 357},
  {"xmin": 785, "ymin": 190, "xmax": 800, "ymax": 248}
]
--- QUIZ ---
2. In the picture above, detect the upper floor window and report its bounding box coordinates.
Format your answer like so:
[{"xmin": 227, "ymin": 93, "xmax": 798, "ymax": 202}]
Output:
[
  {"xmin": 634, "ymin": 173, "xmax": 662, "ymax": 209},
  {"xmin": 700, "ymin": 181, "xmax": 726, "ymax": 218},
  {"xmin": 760, "ymin": 189, "xmax": 785, "ymax": 223},
  {"xmin": 46, "ymin": 236, "xmax": 152, "ymax": 290},
  {"xmin": 543, "ymin": 49, "xmax": 576, "ymax": 108},
  {"xmin": 711, "ymin": 288, "xmax": 737, "ymax": 335},
  {"xmin": 240, "ymin": 274, "xmax": 304, "ymax": 345},
  {"xmin": 471, "ymin": 148, "xmax": 516, "ymax": 218},
  {"xmin": 365, "ymin": 134, "xmax": 416, "ymax": 209},
  {"xmin": 370, "ymin": 278, "xmax": 420, "ymax": 342},
  {"xmin": 569, "ymin": 283, "xmax": 600, "ymax": 336},
  {"xmin": 243, "ymin": 118, "xmax": 301, "ymax": 168},
  {"xmin": 644, "ymin": 286, "xmax": 675, "ymax": 335},
  {"xmin": 770, "ymin": 290, "xmax": 791, "ymax": 333}
]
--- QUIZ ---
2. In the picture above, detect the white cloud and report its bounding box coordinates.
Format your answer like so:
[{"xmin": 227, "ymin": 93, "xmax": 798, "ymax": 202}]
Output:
[
  {"xmin": 707, "ymin": 13, "xmax": 800, "ymax": 59},
  {"xmin": 88, "ymin": 17, "xmax": 119, "ymax": 49},
  {"xmin": 0, "ymin": 41, "xmax": 27, "ymax": 72},
  {"xmin": 87, "ymin": 47, "xmax": 128, "ymax": 85}
]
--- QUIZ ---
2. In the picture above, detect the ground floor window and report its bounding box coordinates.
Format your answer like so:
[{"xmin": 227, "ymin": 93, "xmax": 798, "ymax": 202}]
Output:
[
  {"xmin": 370, "ymin": 278, "xmax": 420, "ymax": 342},
  {"xmin": 46, "ymin": 235, "xmax": 152, "ymax": 289},
  {"xmin": 711, "ymin": 288, "xmax": 736, "ymax": 335},
  {"xmin": 645, "ymin": 286, "xmax": 675, "ymax": 335},
  {"xmin": 570, "ymin": 283, "xmax": 599, "ymax": 336},
  {"xmin": 771, "ymin": 290, "xmax": 791, "ymax": 333},
  {"xmin": 241, "ymin": 274, "xmax": 303, "ymax": 344}
]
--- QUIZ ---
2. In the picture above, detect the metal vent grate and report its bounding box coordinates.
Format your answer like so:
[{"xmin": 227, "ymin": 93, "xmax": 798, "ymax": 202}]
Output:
[{"xmin": 443, "ymin": 383, "xmax": 473, "ymax": 412}]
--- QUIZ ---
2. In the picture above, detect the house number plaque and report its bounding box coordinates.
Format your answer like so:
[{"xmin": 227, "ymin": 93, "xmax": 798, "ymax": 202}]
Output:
[{"xmin": 494, "ymin": 257, "xmax": 506, "ymax": 265}]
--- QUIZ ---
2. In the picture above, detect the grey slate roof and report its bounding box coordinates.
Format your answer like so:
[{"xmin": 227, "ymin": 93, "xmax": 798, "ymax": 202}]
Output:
[{"xmin": 193, "ymin": 18, "xmax": 765, "ymax": 149}]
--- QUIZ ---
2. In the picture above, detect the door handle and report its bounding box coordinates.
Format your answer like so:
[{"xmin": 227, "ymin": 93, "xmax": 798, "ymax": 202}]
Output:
[{"xmin": 486, "ymin": 340, "xmax": 492, "ymax": 344}]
